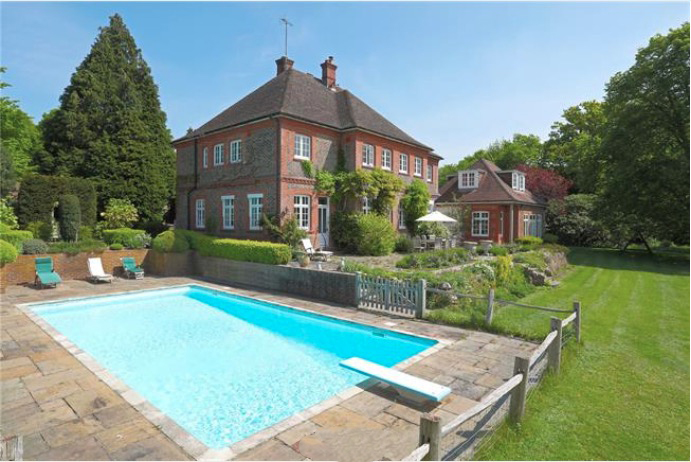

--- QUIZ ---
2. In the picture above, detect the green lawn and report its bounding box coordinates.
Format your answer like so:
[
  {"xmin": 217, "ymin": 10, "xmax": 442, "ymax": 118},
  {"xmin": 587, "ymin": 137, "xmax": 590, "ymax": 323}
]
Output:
[{"xmin": 477, "ymin": 248, "xmax": 690, "ymax": 460}]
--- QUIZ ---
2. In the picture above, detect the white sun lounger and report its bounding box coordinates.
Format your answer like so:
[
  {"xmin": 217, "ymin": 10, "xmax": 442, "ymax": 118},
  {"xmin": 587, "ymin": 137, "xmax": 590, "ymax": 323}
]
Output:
[
  {"xmin": 340, "ymin": 357, "xmax": 451, "ymax": 402},
  {"xmin": 301, "ymin": 238, "xmax": 333, "ymax": 262},
  {"xmin": 88, "ymin": 257, "xmax": 114, "ymax": 283}
]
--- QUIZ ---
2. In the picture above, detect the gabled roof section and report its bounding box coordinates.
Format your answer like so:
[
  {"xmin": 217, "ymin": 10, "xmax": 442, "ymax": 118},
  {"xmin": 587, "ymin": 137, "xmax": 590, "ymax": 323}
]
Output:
[
  {"xmin": 436, "ymin": 159, "xmax": 545, "ymax": 206},
  {"xmin": 175, "ymin": 68, "xmax": 432, "ymax": 151}
]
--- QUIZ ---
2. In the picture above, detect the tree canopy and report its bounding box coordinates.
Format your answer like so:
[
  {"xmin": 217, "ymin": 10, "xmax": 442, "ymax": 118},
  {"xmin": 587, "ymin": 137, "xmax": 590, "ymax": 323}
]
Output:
[{"xmin": 37, "ymin": 14, "xmax": 175, "ymax": 222}]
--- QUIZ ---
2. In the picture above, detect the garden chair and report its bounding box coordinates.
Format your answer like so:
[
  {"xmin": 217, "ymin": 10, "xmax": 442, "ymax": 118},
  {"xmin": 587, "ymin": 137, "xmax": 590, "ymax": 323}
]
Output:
[
  {"xmin": 301, "ymin": 238, "xmax": 333, "ymax": 262},
  {"xmin": 88, "ymin": 257, "xmax": 114, "ymax": 283},
  {"xmin": 121, "ymin": 257, "xmax": 144, "ymax": 279},
  {"xmin": 35, "ymin": 257, "xmax": 62, "ymax": 289}
]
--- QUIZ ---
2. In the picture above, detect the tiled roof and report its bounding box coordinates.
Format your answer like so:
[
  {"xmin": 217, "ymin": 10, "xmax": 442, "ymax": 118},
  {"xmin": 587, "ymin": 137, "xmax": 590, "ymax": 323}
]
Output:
[
  {"xmin": 175, "ymin": 68, "xmax": 433, "ymax": 151},
  {"xmin": 436, "ymin": 159, "xmax": 546, "ymax": 206}
]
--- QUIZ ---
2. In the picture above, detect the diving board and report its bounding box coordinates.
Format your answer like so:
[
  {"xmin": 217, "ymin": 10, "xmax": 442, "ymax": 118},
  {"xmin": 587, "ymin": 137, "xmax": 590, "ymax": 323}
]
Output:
[{"xmin": 340, "ymin": 357, "xmax": 451, "ymax": 402}]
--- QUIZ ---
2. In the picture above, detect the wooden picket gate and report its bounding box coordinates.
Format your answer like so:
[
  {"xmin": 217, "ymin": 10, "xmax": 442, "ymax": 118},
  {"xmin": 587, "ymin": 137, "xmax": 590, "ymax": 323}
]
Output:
[{"xmin": 354, "ymin": 272, "xmax": 426, "ymax": 318}]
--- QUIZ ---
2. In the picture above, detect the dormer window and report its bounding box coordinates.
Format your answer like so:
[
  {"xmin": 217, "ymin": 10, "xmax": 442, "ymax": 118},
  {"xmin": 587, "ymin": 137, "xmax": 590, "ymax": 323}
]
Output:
[
  {"xmin": 459, "ymin": 170, "xmax": 479, "ymax": 188},
  {"xmin": 512, "ymin": 172, "xmax": 525, "ymax": 192}
]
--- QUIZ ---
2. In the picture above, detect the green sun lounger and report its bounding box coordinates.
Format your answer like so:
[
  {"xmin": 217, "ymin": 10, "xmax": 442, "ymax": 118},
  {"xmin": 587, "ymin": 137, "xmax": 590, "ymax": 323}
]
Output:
[
  {"xmin": 35, "ymin": 257, "xmax": 62, "ymax": 288},
  {"xmin": 121, "ymin": 257, "xmax": 144, "ymax": 279}
]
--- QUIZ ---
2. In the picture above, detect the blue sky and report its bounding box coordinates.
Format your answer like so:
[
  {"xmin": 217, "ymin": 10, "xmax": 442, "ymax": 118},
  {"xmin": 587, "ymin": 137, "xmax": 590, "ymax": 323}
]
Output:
[{"xmin": 1, "ymin": 2, "xmax": 688, "ymax": 165}]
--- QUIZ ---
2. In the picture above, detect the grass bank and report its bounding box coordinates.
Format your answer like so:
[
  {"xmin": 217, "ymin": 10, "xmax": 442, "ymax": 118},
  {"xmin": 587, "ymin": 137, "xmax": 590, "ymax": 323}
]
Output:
[{"xmin": 477, "ymin": 247, "xmax": 690, "ymax": 460}]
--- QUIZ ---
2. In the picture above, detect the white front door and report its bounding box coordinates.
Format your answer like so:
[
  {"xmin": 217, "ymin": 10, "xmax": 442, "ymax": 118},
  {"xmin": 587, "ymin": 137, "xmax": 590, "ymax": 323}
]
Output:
[{"xmin": 317, "ymin": 197, "xmax": 329, "ymax": 248}]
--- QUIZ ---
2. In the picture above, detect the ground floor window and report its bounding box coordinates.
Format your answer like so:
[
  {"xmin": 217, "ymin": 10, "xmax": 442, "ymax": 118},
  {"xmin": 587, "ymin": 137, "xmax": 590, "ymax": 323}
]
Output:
[
  {"xmin": 221, "ymin": 195, "xmax": 235, "ymax": 230},
  {"xmin": 398, "ymin": 203, "xmax": 406, "ymax": 229},
  {"xmin": 294, "ymin": 195, "xmax": 310, "ymax": 230},
  {"xmin": 248, "ymin": 194, "xmax": 263, "ymax": 230},
  {"xmin": 523, "ymin": 213, "xmax": 543, "ymax": 237},
  {"xmin": 362, "ymin": 197, "xmax": 371, "ymax": 214},
  {"xmin": 472, "ymin": 211, "xmax": 489, "ymax": 237},
  {"xmin": 195, "ymin": 199, "xmax": 205, "ymax": 229}
]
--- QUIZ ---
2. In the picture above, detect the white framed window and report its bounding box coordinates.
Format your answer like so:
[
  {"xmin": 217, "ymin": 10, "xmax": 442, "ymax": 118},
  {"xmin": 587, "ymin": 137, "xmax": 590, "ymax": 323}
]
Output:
[
  {"xmin": 202, "ymin": 147, "xmax": 208, "ymax": 168},
  {"xmin": 523, "ymin": 213, "xmax": 543, "ymax": 237},
  {"xmin": 512, "ymin": 172, "xmax": 526, "ymax": 192},
  {"xmin": 472, "ymin": 211, "xmax": 489, "ymax": 237},
  {"xmin": 382, "ymin": 149, "xmax": 392, "ymax": 170},
  {"xmin": 399, "ymin": 153, "xmax": 408, "ymax": 173},
  {"xmin": 293, "ymin": 195, "xmax": 310, "ymax": 230},
  {"xmin": 362, "ymin": 197, "xmax": 371, "ymax": 214},
  {"xmin": 362, "ymin": 144, "xmax": 374, "ymax": 167},
  {"xmin": 295, "ymin": 134, "xmax": 311, "ymax": 160},
  {"xmin": 414, "ymin": 157, "xmax": 423, "ymax": 176},
  {"xmin": 398, "ymin": 203, "xmax": 406, "ymax": 229},
  {"xmin": 427, "ymin": 165, "xmax": 433, "ymax": 182},
  {"xmin": 195, "ymin": 199, "xmax": 205, "ymax": 229},
  {"xmin": 221, "ymin": 195, "xmax": 235, "ymax": 230},
  {"xmin": 230, "ymin": 140, "xmax": 242, "ymax": 163},
  {"xmin": 213, "ymin": 143, "xmax": 224, "ymax": 166},
  {"xmin": 248, "ymin": 194, "xmax": 263, "ymax": 230},
  {"xmin": 459, "ymin": 170, "xmax": 478, "ymax": 188}
]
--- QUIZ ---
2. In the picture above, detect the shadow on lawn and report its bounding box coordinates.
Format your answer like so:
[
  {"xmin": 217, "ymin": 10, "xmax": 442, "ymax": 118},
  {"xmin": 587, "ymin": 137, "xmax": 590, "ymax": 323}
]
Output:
[{"xmin": 566, "ymin": 247, "xmax": 690, "ymax": 276}]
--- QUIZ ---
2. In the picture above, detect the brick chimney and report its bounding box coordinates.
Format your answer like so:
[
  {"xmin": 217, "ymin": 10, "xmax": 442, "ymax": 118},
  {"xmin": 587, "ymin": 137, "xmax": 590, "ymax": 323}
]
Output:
[
  {"xmin": 320, "ymin": 56, "xmax": 337, "ymax": 88},
  {"xmin": 275, "ymin": 56, "xmax": 294, "ymax": 75}
]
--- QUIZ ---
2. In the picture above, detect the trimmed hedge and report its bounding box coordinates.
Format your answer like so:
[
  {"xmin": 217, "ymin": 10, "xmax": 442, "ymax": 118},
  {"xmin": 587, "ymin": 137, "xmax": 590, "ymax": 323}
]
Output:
[
  {"xmin": 0, "ymin": 239, "xmax": 18, "ymax": 265},
  {"xmin": 152, "ymin": 230, "xmax": 190, "ymax": 253},
  {"xmin": 153, "ymin": 229, "xmax": 291, "ymax": 265},
  {"xmin": 102, "ymin": 228, "xmax": 149, "ymax": 249},
  {"xmin": 0, "ymin": 229, "xmax": 33, "ymax": 252},
  {"xmin": 22, "ymin": 239, "xmax": 49, "ymax": 255},
  {"xmin": 57, "ymin": 195, "xmax": 81, "ymax": 242},
  {"xmin": 17, "ymin": 174, "xmax": 97, "ymax": 227}
]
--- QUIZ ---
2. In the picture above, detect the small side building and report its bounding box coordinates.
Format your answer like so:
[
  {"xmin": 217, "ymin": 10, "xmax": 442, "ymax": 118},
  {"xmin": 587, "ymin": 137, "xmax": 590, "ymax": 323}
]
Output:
[{"xmin": 435, "ymin": 159, "xmax": 546, "ymax": 244}]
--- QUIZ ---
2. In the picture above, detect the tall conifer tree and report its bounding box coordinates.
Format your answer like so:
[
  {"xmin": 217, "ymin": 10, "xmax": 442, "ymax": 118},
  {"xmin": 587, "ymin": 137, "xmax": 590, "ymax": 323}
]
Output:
[{"xmin": 40, "ymin": 14, "xmax": 175, "ymax": 222}]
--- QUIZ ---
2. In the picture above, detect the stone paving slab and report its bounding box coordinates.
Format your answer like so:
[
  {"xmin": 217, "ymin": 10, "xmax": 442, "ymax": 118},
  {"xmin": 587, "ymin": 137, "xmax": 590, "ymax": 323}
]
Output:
[{"xmin": 1, "ymin": 276, "xmax": 537, "ymax": 461}]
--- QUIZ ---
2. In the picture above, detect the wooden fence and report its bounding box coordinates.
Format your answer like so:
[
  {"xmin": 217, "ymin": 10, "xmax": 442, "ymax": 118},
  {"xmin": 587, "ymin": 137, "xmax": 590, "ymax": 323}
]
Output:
[
  {"xmin": 403, "ymin": 303, "xmax": 581, "ymax": 461},
  {"xmin": 355, "ymin": 272, "xmax": 426, "ymax": 318}
]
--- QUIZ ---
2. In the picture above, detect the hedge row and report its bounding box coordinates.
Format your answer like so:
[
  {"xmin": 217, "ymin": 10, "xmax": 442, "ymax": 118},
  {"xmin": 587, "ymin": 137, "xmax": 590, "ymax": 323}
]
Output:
[
  {"xmin": 0, "ymin": 230, "xmax": 33, "ymax": 252},
  {"xmin": 152, "ymin": 229, "xmax": 291, "ymax": 265},
  {"xmin": 0, "ymin": 239, "xmax": 18, "ymax": 265},
  {"xmin": 17, "ymin": 174, "xmax": 97, "ymax": 227},
  {"xmin": 102, "ymin": 228, "xmax": 149, "ymax": 249}
]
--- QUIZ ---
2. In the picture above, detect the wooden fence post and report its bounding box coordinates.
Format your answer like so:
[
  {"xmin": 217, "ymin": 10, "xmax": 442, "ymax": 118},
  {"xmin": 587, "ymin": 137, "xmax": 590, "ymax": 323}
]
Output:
[
  {"xmin": 573, "ymin": 301, "xmax": 581, "ymax": 343},
  {"xmin": 354, "ymin": 272, "xmax": 361, "ymax": 307},
  {"xmin": 509, "ymin": 356, "xmax": 530, "ymax": 423},
  {"xmin": 548, "ymin": 317, "xmax": 562, "ymax": 373},
  {"xmin": 417, "ymin": 279, "xmax": 427, "ymax": 319},
  {"xmin": 419, "ymin": 413, "xmax": 441, "ymax": 461},
  {"xmin": 485, "ymin": 288, "xmax": 495, "ymax": 325}
]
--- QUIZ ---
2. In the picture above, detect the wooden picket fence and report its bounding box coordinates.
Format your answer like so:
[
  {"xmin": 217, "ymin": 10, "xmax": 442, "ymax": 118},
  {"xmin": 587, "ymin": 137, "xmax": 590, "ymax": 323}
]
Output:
[
  {"xmin": 355, "ymin": 272, "xmax": 426, "ymax": 318},
  {"xmin": 403, "ymin": 303, "xmax": 582, "ymax": 461}
]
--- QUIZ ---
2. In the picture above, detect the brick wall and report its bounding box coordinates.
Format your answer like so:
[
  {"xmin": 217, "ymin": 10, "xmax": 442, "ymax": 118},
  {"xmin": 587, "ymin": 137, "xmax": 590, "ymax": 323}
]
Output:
[{"xmin": 0, "ymin": 249, "xmax": 150, "ymax": 291}]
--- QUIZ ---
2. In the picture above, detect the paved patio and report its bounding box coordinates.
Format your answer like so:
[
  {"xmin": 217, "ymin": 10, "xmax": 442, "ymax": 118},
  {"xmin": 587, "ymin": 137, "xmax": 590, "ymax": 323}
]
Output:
[{"xmin": 1, "ymin": 276, "xmax": 536, "ymax": 461}]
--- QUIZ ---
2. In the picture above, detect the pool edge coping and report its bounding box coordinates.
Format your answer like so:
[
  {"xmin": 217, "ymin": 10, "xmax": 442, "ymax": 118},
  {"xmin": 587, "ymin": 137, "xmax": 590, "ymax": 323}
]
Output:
[{"xmin": 17, "ymin": 282, "xmax": 452, "ymax": 461}]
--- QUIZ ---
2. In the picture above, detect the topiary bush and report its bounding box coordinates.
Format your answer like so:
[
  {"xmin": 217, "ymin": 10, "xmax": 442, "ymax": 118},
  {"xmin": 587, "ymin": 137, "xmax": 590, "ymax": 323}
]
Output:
[
  {"xmin": 0, "ymin": 229, "xmax": 33, "ymax": 252},
  {"xmin": 354, "ymin": 213, "xmax": 396, "ymax": 256},
  {"xmin": 109, "ymin": 243, "xmax": 124, "ymax": 250},
  {"xmin": 22, "ymin": 239, "xmax": 48, "ymax": 255},
  {"xmin": 102, "ymin": 228, "xmax": 150, "ymax": 249},
  {"xmin": 57, "ymin": 195, "xmax": 81, "ymax": 242},
  {"xmin": 0, "ymin": 239, "xmax": 18, "ymax": 265},
  {"xmin": 200, "ymin": 238, "xmax": 292, "ymax": 264},
  {"xmin": 152, "ymin": 230, "xmax": 190, "ymax": 253}
]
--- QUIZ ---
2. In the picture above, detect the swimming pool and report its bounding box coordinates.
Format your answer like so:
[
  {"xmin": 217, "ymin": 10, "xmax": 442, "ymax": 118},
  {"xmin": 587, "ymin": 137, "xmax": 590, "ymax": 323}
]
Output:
[{"xmin": 29, "ymin": 285, "xmax": 436, "ymax": 449}]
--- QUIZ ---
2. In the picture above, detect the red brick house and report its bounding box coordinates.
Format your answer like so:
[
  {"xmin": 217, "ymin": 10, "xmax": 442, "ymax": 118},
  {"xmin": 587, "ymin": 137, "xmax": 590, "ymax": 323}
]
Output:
[
  {"xmin": 435, "ymin": 159, "xmax": 546, "ymax": 244},
  {"xmin": 173, "ymin": 56, "xmax": 441, "ymax": 247}
]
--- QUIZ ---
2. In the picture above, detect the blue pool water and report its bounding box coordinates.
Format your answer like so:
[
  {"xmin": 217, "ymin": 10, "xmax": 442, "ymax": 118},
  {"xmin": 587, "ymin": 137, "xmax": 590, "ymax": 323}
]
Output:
[{"xmin": 31, "ymin": 285, "xmax": 435, "ymax": 448}]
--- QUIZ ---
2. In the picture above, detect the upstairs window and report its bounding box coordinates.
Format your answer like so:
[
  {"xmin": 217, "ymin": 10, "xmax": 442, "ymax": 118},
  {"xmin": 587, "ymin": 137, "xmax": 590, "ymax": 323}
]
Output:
[
  {"xmin": 414, "ymin": 157, "xmax": 423, "ymax": 176},
  {"xmin": 202, "ymin": 148, "xmax": 208, "ymax": 168},
  {"xmin": 512, "ymin": 172, "xmax": 526, "ymax": 192},
  {"xmin": 427, "ymin": 165, "xmax": 433, "ymax": 182},
  {"xmin": 214, "ymin": 144, "xmax": 224, "ymax": 166},
  {"xmin": 459, "ymin": 170, "xmax": 478, "ymax": 188},
  {"xmin": 230, "ymin": 140, "xmax": 242, "ymax": 163},
  {"xmin": 293, "ymin": 195, "xmax": 310, "ymax": 230},
  {"xmin": 362, "ymin": 144, "xmax": 374, "ymax": 167},
  {"xmin": 295, "ymin": 134, "xmax": 311, "ymax": 160},
  {"xmin": 382, "ymin": 149, "xmax": 392, "ymax": 170},
  {"xmin": 399, "ymin": 153, "xmax": 408, "ymax": 173}
]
